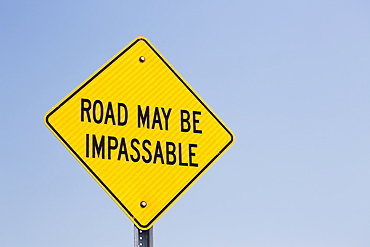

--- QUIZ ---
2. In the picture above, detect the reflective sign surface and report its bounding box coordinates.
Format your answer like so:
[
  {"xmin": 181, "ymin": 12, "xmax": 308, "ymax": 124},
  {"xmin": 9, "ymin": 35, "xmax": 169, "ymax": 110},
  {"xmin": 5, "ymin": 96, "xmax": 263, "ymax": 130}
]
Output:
[{"xmin": 45, "ymin": 37, "xmax": 234, "ymax": 230}]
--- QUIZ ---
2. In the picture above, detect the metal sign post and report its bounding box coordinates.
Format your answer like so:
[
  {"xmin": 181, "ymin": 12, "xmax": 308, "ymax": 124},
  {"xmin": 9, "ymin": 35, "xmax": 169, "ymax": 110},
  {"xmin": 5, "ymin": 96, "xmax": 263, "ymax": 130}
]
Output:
[{"xmin": 134, "ymin": 225, "xmax": 153, "ymax": 247}]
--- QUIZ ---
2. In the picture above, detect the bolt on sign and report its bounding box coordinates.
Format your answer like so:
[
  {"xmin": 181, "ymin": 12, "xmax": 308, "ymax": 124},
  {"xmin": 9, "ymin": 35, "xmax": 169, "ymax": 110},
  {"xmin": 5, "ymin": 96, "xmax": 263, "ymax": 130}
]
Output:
[{"xmin": 45, "ymin": 37, "xmax": 234, "ymax": 230}]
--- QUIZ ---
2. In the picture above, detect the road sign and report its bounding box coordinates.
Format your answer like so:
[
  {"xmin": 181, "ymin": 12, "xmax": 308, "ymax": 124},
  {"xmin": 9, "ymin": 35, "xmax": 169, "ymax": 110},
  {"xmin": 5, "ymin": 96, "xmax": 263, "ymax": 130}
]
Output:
[{"xmin": 45, "ymin": 37, "xmax": 234, "ymax": 230}]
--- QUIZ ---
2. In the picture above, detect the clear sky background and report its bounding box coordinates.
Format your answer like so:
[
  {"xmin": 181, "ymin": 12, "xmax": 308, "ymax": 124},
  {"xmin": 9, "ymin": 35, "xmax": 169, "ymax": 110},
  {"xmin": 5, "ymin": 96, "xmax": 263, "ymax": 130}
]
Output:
[{"xmin": 1, "ymin": 1, "xmax": 370, "ymax": 246}]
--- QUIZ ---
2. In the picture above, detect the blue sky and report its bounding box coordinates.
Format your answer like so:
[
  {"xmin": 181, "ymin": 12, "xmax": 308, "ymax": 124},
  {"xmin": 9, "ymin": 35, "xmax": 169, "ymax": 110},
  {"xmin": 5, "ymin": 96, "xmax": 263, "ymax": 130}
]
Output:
[{"xmin": 1, "ymin": 1, "xmax": 370, "ymax": 246}]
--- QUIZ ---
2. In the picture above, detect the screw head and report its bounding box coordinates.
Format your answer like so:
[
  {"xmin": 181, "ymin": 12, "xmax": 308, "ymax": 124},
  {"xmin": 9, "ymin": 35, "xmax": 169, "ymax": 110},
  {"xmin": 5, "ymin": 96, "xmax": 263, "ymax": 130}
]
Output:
[
  {"xmin": 140, "ymin": 201, "xmax": 147, "ymax": 208},
  {"xmin": 139, "ymin": 56, "xmax": 146, "ymax": 63}
]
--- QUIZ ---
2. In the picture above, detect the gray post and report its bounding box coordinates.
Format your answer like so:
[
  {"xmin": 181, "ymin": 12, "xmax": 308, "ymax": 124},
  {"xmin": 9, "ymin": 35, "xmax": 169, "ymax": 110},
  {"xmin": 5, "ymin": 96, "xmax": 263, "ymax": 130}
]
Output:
[{"xmin": 134, "ymin": 225, "xmax": 153, "ymax": 247}]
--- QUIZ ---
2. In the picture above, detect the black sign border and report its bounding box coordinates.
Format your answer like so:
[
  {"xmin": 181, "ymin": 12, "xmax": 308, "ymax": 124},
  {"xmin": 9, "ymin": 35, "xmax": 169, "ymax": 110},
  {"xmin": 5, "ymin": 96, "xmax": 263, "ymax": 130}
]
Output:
[{"xmin": 45, "ymin": 37, "xmax": 234, "ymax": 229}]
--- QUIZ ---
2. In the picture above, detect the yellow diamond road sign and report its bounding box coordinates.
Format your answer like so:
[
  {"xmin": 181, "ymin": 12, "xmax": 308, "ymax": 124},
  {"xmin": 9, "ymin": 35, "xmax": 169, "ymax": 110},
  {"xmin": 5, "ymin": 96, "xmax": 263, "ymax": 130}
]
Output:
[{"xmin": 45, "ymin": 37, "xmax": 234, "ymax": 230}]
